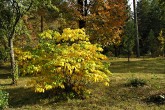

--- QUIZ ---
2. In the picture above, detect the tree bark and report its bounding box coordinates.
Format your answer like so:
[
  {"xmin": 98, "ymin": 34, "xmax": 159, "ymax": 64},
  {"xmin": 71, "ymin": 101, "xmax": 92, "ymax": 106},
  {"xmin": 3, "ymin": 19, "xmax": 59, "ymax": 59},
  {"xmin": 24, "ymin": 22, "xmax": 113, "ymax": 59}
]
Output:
[
  {"xmin": 41, "ymin": 15, "xmax": 44, "ymax": 32},
  {"xmin": 163, "ymin": 44, "xmax": 165, "ymax": 57},
  {"xmin": 79, "ymin": 20, "xmax": 86, "ymax": 29},
  {"xmin": 128, "ymin": 51, "xmax": 130, "ymax": 62},
  {"xmin": 9, "ymin": 38, "xmax": 17, "ymax": 85},
  {"xmin": 114, "ymin": 45, "xmax": 118, "ymax": 57},
  {"xmin": 78, "ymin": 0, "xmax": 87, "ymax": 28},
  {"xmin": 133, "ymin": 0, "xmax": 140, "ymax": 57}
]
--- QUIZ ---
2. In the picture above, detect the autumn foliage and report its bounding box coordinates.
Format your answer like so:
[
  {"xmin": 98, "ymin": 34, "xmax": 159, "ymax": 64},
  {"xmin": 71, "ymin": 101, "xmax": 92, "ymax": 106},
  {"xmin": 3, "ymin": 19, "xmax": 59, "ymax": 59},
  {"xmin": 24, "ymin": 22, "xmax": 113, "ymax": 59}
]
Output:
[
  {"xmin": 18, "ymin": 0, "xmax": 128, "ymax": 47},
  {"xmin": 86, "ymin": 0, "xmax": 128, "ymax": 46},
  {"xmin": 15, "ymin": 28, "xmax": 111, "ymax": 95}
]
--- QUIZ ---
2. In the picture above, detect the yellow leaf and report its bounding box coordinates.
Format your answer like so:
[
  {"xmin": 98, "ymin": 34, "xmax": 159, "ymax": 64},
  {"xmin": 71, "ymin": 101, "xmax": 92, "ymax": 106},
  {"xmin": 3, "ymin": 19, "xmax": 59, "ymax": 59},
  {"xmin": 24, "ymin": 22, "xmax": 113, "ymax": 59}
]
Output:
[
  {"xmin": 45, "ymin": 85, "xmax": 53, "ymax": 90},
  {"xmin": 60, "ymin": 84, "xmax": 65, "ymax": 89},
  {"xmin": 104, "ymin": 82, "xmax": 109, "ymax": 86},
  {"xmin": 35, "ymin": 87, "xmax": 45, "ymax": 93}
]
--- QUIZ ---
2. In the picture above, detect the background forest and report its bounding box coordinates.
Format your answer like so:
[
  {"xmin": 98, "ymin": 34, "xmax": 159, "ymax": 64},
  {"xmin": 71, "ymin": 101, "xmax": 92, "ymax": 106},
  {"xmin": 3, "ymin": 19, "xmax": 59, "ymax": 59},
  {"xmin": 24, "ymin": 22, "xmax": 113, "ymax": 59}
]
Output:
[
  {"xmin": 1, "ymin": 0, "xmax": 164, "ymax": 60},
  {"xmin": 0, "ymin": 0, "xmax": 165, "ymax": 109}
]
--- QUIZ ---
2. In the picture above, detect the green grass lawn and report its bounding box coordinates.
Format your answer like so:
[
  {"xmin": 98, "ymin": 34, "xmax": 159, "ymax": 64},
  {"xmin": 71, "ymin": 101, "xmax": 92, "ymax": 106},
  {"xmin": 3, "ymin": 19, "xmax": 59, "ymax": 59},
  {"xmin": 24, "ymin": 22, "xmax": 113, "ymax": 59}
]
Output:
[{"xmin": 0, "ymin": 57, "xmax": 165, "ymax": 110}]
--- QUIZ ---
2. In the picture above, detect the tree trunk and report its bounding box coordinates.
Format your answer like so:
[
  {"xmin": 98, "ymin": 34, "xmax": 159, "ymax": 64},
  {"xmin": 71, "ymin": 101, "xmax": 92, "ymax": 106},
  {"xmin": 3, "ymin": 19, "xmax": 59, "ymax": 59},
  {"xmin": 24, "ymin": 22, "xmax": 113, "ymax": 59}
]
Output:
[
  {"xmin": 9, "ymin": 38, "xmax": 17, "ymax": 85},
  {"xmin": 41, "ymin": 15, "xmax": 44, "ymax": 32},
  {"xmin": 163, "ymin": 45, "xmax": 165, "ymax": 57},
  {"xmin": 133, "ymin": 0, "xmax": 140, "ymax": 58},
  {"xmin": 78, "ymin": 0, "xmax": 87, "ymax": 28},
  {"xmin": 79, "ymin": 20, "xmax": 86, "ymax": 29},
  {"xmin": 128, "ymin": 51, "xmax": 130, "ymax": 62},
  {"xmin": 114, "ymin": 45, "xmax": 118, "ymax": 57}
]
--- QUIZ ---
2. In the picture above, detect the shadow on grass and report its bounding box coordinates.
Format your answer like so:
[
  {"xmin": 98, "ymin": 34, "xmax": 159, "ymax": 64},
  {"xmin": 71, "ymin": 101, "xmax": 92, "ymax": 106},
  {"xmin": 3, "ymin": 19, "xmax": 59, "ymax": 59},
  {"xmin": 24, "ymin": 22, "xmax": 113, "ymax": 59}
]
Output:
[
  {"xmin": 4, "ymin": 87, "xmax": 70, "ymax": 108},
  {"xmin": 0, "ymin": 63, "xmax": 11, "ymax": 80},
  {"xmin": 0, "ymin": 73, "xmax": 11, "ymax": 79},
  {"xmin": 0, "ymin": 64, "xmax": 69, "ymax": 108},
  {"xmin": 0, "ymin": 65, "xmax": 11, "ymax": 70},
  {"xmin": 4, "ymin": 87, "xmax": 40, "ymax": 108},
  {"xmin": 0, "ymin": 65, "xmax": 12, "ymax": 85}
]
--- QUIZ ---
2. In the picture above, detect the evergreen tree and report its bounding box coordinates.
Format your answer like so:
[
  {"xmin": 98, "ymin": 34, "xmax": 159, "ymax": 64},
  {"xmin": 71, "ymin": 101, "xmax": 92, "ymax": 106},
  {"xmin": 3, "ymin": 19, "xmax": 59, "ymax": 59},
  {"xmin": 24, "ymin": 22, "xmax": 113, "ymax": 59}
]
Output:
[{"xmin": 148, "ymin": 29, "xmax": 157, "ymax": 56}]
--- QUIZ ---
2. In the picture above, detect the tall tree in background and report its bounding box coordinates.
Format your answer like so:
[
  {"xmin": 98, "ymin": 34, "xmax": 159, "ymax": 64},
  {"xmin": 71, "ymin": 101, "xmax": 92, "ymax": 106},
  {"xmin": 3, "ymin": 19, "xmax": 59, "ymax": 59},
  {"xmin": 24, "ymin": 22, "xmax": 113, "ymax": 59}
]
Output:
[
  {"xmin": 123, "ymin": 20, "xmax": 135, "ymax": 62},
  {"xmin": 137, "ymin": 0, "xmax": 165, "ymax": 55},
  {"xmin": 31, "ymin": 0, "xmax": 59, "ymax": 32},
  {"xmin": 137, "ymin": 0, "xmax": 150, "ymax": 54},
  {"xmin": 87, "ymin": 0, "xmax": 128, "ymax": 47},
  {"xmin": 148, "ymin": 29, "xmax": 157, "ymax": 56},
  {"xmin": 158, "ymin": 29, "xmax": 165, "ymax": 57},
  {"xmin": 149, "ymin": 0, "xmax": 162, "ymax": 36},
  {"xmin": 159, "ymin": 0, "xmax": 165, "ymax": 20},
  {"xmin": 133, "ymin": 0, "xmax": 140, "ymax": 57},
  {"xmin": 78, "ymin": 0, "xmax": 87, "ymax": 28}
]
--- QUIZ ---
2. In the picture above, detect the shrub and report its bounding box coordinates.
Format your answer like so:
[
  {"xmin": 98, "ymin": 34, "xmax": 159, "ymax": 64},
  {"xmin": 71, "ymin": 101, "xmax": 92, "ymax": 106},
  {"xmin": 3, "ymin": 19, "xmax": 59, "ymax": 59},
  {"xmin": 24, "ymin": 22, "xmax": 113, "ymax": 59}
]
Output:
[
  {"xmin": 0, "ymin": 90, "xmax": 9, "ymax": 109},
  {"xmin": 16, "ymin": 28, "xmax": 111, "ymax": 96},
  {"xmin": 145, "ymin": 94, "xmax": 165, "ymax": 104},
  {"xmin": 126, "ymin": 78, "xmax": 147, "ymax": 87}
]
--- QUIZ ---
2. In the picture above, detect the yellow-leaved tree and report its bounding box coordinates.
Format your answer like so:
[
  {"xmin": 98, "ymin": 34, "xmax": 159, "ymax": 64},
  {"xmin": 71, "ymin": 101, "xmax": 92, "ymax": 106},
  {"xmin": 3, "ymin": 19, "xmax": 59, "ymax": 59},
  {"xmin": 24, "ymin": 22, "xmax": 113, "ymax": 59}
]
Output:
[{"xmin": 15, "ymin": 28, "xmax": 111, "ymax": 96}]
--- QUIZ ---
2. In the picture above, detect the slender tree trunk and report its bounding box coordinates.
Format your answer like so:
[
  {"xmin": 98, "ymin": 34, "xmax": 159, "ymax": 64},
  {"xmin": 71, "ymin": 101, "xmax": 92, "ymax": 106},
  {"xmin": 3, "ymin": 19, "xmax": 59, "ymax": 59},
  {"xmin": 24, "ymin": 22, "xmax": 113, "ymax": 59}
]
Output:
[
  {"xmin": 163, "ymin": 47, "xmax": 165, "ymax": 57},
  {"xmin": 128, "ymin": 51, "xmax": 130, "ymax": 62},
  {"xmin": 114, "ymin": 45, "xmax": 118, "ymax": 57},
  {"xmin": 79, "ymin": 20, "xmax": 86, "ymax": 29},
  {"xmin": 9, "ymin": 38, "xmax": 17, "ymax": 85},
  {"xmin": 133, "ymin": 0, "xmax": 140, "ymax": 58},
  {"xmin": 41, "ymin": 15, "xmax": 44, "ymax": 32},
  {"xmin": 78, "ymin": 0, "xmax": 87, "ymax": 28},
  {"xmin": 84, "ymin": 0, "xmax": 87, "ymax": 16}
]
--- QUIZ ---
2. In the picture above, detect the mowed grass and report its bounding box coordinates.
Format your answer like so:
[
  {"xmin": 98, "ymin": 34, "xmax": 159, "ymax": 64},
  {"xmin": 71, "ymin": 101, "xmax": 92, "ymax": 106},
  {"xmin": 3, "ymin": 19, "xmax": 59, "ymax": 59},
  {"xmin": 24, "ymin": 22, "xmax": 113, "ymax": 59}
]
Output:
[
  {"xmin": 0, "ymin": 57, "xmax": 165, "ymax": 110},
  {"xmin": 109, "ymin": 57, "xmax": 165, "ymax": 74}
]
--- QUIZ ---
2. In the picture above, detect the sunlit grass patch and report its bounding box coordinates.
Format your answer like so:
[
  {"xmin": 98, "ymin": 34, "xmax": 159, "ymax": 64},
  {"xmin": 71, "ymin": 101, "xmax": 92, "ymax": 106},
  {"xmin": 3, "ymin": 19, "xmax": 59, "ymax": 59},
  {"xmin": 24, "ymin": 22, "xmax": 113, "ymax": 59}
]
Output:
[{"xmin": 109, "ymin": 57, "xmax": 165, "ymax": 74}]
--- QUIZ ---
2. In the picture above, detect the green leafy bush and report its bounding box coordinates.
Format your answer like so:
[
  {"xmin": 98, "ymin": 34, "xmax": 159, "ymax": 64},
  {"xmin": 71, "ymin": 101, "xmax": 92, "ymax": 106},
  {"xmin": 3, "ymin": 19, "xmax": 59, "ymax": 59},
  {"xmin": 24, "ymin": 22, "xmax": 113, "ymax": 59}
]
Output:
[{"xmin": 0, "ymin": 90, "xmax": 9, "ymax": 109}]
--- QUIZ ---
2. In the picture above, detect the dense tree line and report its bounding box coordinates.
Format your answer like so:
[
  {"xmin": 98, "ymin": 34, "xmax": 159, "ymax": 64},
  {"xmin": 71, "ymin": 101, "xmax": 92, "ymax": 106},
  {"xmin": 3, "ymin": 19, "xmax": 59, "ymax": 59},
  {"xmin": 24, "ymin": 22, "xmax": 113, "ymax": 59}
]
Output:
[
  {"xmin": 105, "ymin": 0, "xmax": 165, "ymax": 57},
  {"xmin": 137, "ymin": 0, "xmax": 165, "ymax": 56}
]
